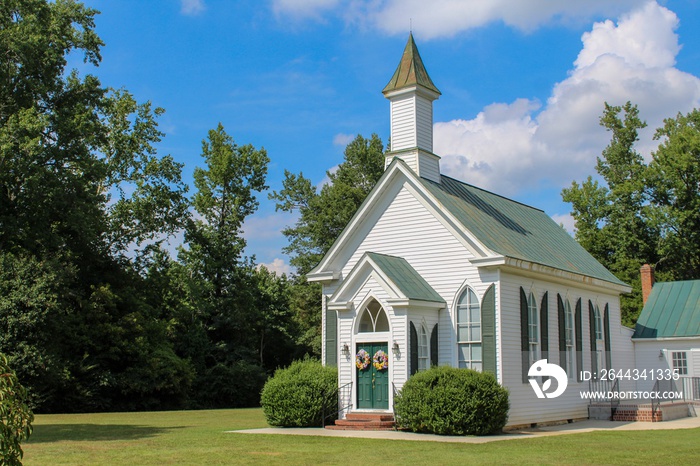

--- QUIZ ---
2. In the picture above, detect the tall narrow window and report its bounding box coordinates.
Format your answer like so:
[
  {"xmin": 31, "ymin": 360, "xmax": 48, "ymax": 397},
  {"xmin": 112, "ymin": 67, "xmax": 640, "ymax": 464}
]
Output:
[
  {"xmin": 672, "ymin": 352, "xmax": 688, "ymax": 375},
  {"xmin": 594, "ymin": 305, "xmax": 604, "ymax": 370},
  {"xmin": 358, "ymin": 299, "xmax": 389, "ymax": 333},
  {"xmin": 528, "ymin": 292, "xmax": 539, "ymax": 365},
  {"xmin": 457, "ymin": 287, "xmax": 481, "ymax": 371},
  {"xmin": 418, "ymin": 325, "xmax": 429, "ymax": 371},
  {"xmin": 564, "ymin": 299, "xmax": 575, "ymax": 379}
]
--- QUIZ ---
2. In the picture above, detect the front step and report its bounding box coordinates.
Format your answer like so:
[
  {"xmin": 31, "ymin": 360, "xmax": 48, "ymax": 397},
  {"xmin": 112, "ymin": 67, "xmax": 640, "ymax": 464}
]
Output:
[{"xmin": 325, "ymin": 412, "xmax": 396, "ymax": 431}]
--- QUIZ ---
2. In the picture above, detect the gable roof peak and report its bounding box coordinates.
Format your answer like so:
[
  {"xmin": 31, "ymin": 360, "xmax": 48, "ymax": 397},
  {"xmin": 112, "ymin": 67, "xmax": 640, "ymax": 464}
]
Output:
[{"xmin": 382, "ymin": 33, "xmax": 441, "ymax": 96}]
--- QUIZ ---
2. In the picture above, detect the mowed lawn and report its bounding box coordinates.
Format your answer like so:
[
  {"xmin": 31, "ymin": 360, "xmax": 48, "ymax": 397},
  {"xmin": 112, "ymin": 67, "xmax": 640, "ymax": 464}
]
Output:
[{"xmin": 22, "ymin": 409, "xmax": 700, "ymax": 465}]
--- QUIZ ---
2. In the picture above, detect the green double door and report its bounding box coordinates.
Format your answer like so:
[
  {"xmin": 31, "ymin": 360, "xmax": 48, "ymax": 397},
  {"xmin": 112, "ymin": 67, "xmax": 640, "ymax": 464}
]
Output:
[{"xmin": 356, "ymin": 342, "xmax": 389, "ymax": 410}]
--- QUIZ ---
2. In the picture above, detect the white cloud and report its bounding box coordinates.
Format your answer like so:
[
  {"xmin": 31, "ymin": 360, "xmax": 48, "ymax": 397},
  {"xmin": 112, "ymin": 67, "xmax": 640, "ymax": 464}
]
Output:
[
  {"xmin": 241, "ymin": 211, "xmax": 297, "ymax": 242},
  {"xmin": 435, "ymin": 2, "xmax": 700, "ymax": 195},
  {"xmin": 258, "ymin": 258, "xmax": 293, "ymax": 276},
  {"xmin": 271, "ymin": 0, "xmax": 643, "ymax": 38},
  {"xmin": 272, "ymin": 0, "xmax": 341, "ymax": 22},
  {"xmin": 551, "ymin": 213, "xmax": 576, "ymax": 235},
  {"xmin": 181, "ymin": 0, "xmax": 205, "ymax": 16},
  {"xmin": 333, "ymin": 133, "xmax": 355, "ymax": 146}
]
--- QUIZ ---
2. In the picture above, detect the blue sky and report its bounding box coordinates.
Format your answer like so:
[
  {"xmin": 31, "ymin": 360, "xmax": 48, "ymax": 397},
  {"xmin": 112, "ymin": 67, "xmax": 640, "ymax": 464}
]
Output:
[{"xmin": 80, "ymin": 0, "xmax": 700, "ymax": 274}]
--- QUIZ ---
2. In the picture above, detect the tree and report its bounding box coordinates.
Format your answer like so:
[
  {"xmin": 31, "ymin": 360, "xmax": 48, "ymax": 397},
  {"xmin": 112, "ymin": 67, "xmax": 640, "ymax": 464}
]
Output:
[
  {"xmin": 563, "ymin": 103, "xmax": 700, "ymax": 326},
  {"xmin": 0, "ymin": 353, "xmax": 34, "ymax": 466},
  {"xmin": 270, "ymin": 134, "xmax": 385, "ymax": 354},
  {"xmin": 647, "ymin": 109, "xmax": 700, "ymax": 280},
  {"xmin": 562, "ymin": 102, "xmax": 659, "ymax": 326},
  {"xmin": 179, "ymin": 124, "xmax": 271, "ymax": 406},
  {"xmin": 0, "ymin": 0, "xmax": 191, "ymax": 411}
]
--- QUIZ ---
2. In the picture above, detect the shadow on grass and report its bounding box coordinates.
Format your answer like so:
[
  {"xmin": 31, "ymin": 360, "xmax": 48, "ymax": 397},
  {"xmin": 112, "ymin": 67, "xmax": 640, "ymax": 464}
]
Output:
[{"xmin": 27, "ymin": 424, "xmax": 188, "ymax": 443}]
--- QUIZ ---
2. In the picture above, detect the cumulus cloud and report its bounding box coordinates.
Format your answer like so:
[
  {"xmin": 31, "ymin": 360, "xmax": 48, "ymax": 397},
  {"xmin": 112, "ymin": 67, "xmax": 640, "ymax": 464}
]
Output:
[
  {"xmin": 435, "ymin": 1, "xmax": 700, "ymax": 195},
  {"xmin": 271, "ymin": 0, "xmax": 642, "ymax": 38},
  {"xmin": 181, "ymin": 0, "xmax": 205, "ymax": 16},
  {"xmin": 258, "ymin": 258, "xmax": 293, "ymax": 276}
]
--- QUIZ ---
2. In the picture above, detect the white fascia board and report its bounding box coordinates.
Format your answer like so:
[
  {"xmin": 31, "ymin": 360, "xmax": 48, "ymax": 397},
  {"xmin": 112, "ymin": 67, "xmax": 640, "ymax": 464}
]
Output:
[
  {"xmin": 387, "ymin": 298, "xmax": 445, "ymax": 310},
  {"xmin": 470, "ymin": 256, "xmax": 506, "ymax": 267},
  {"xmin": 631, "ymin": 336, "xmax": 700, "ymax": 342},
  {"xmin": 306, "ymin": 270, "xmax": 341, "ymax": 283},
  {"xmin": 500, "ymin": 257, "xmax": 632, "ymax": 294},
  {"xmin": 327, "ymin": 301, "xmax": 353, "ymax": 311},
  {"xmin": 384, "ymin": 85, "xmax": 440, "ymax": 101}
]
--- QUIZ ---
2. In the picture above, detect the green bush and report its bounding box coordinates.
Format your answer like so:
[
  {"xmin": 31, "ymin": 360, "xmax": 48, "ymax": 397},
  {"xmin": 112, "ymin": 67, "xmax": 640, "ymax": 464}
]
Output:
[
  {"xmin": 1, "ymin": 353, "xmax": 34, "ymax": 466},
  {"xmin": 260, "ymin": 359, "xmax": 337, "ymax": 427},
  {"xmin": 395, "ymin": 366, "xmax": 509, "ymax": 436}
]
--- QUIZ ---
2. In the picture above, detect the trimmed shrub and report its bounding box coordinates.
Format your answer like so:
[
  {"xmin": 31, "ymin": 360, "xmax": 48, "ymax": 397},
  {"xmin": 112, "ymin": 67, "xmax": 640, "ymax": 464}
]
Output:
[
  {"xmin": 394, "ymin": 366, "xmax": 509, "ymax": 435},
  {"xmin": 260, "ymin": 359, "xmax": 337, "ymax": 427}
]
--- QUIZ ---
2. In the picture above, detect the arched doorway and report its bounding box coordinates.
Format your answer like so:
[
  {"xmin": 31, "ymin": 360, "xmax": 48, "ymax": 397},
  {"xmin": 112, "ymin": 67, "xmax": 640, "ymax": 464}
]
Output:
[{"xmin": 355, "ymin": 299, "xmax": 390, "ymax": 410}]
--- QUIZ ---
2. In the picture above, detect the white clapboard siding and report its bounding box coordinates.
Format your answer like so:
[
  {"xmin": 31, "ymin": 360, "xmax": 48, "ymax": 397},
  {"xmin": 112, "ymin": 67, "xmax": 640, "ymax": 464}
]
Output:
[
  {"xmin": 390, "ymin": 95, "xmax": 416, "ymax": 151},
  {"xmin": 415, "ymin": 95, "xmax": 433, "ymax": 152},
  {"xmin": 500, "ymin": 271, "xmax": 624, "ymax": 426},
  {"xmin": 634, "ymin": 340, "xmax": 700, "ymax": 391}
]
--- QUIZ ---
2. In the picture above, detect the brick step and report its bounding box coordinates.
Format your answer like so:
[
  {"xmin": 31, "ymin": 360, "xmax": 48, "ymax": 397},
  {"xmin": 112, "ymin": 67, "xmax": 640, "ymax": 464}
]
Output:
[
  {"xmin": 345, "ymin": 412, "xmax": 394, "ymax": 422},
  {"xmin": 325, "ymin": 412, "xmax": 396, "ymax": 431},
  {"xmin": 612, "ymin": 409, "xmax": 662, "ymax": 422}
]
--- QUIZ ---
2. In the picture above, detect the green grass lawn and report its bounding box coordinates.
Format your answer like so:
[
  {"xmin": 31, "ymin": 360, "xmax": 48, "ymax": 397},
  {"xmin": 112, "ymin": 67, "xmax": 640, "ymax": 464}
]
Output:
[{"xmin": 22, "ymin": 409, "xmax": 700, "ymax": 465}]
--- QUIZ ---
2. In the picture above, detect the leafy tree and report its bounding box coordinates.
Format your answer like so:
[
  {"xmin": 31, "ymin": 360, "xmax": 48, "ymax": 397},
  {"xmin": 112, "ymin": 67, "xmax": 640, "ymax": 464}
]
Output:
[
  {"xmin": 0, "ymin": 353, "xmax": 34, "ymax": 466},
  {"xmin": 647, "ymin": 109, "xmax": 700, "ymax": 280},
  {"xmin": 179, "ymin": 124, "xmax": 271, "ymax": 406},
  {"xmin": 562, "ymin": 103, "xmax": 700, "ymax": 325},
  {"xmin": 0, "ymin": 0, "xmax": 191, "ymax": 411},
  {"xmin": 562, "ymin": 102, "xmax": 659, "ymax": 326},
  {"xmin": 270, "ymin": 134, "xmax": 385, "ymax": 354}
]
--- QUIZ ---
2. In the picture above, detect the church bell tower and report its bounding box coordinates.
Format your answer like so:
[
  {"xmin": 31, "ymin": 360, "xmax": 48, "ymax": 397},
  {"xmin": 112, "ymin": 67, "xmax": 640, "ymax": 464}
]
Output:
[{"xmin": 382, "ymin": 33, "xmax": 441, "ymax": 183}]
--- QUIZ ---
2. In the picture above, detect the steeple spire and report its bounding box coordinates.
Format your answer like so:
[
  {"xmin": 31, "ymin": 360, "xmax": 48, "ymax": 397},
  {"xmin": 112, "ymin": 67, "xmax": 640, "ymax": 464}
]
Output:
[
  {"xmin": 382, "ymin": 33, "xmax": 441, "ymax": 183},
  {"xmin": 383, "ymin": 33, "xmax": 440, "ymax": 96}
]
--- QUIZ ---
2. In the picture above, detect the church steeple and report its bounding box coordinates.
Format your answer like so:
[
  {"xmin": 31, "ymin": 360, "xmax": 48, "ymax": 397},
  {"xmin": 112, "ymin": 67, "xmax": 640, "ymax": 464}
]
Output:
[
  {"xmin": 383, "ymin": 33, "xmax": 440, "ymax": 96},
  {"xmin": 383, "ymin": 33, "xmax": 441, "ymax": 183}
]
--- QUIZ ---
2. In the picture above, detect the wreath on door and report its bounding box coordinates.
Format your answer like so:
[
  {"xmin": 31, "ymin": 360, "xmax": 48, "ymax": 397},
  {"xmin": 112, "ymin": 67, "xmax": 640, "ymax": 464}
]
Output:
[
  {"xmin": 355, "ymin": 349, "xmax": 370, "ymax": 370},
  {"xmin": 373, "ymin": 350, "xmax": 389, "ymax": 371}
]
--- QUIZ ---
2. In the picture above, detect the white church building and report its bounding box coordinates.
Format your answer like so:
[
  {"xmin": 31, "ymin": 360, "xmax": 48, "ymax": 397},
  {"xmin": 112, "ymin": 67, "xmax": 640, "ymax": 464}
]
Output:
[{"xmin": 308, "ymin": 34, "xmax": 634, "ymax": 428}]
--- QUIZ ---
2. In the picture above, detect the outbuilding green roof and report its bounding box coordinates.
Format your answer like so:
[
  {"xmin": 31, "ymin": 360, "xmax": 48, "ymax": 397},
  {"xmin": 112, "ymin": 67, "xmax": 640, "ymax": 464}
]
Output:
[
  {"xmin": 633, "ymin": 280, "xmax": 700, "ymax": 338},
  {"xmin": 366, "ymin": 252, "xmax": 444, "ymax": 303},
  {"xmin": 419, "ymin": 175, "xmax": 627, "ymax": 287}
]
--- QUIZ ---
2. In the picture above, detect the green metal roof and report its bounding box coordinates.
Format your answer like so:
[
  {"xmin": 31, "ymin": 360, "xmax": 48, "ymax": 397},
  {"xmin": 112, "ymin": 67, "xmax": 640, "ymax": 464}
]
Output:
[
  {"xmin": 633, "ymin": 280, "xmax": 700, "ymax": 338},
  {"xmin": 366, "ymin": 252, "xmax": 444, "ymax": 303},
  {"xmin": 419, "ymin": 175, "xmax": 627, "ymax": 286},
  {"xmin": 382, "ymin": 33, "xmax": 441, "ymax": 96}
]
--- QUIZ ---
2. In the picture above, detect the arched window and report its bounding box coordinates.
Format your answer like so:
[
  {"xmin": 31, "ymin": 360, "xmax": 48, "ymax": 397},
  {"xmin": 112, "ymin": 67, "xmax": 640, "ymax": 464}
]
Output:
[
  {"xmin": 358, "ymin": 299, "xmax": 389, "ymax": 333},
  {"xmin": 457, "ymin": 287, "xmax": 481, "ymax": 371},
  {"xmin": 418, "ymin": 325, "xmax": 429, "ymax": 371},
  {"xmin": 594, "ymin": 304, "xmax": 604, "ymax": 370},
  {"xmin": 564, "ymin": 299, "xmax": 575, "ymax": 378},
  {"xmin": 528, "ymin": 292, "xmax": 539, "ymax": 364}
]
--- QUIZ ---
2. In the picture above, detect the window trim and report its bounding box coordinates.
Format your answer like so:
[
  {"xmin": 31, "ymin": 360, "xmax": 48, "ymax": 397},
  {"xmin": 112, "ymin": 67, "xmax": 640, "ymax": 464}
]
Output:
[
  {"xmin": 672, "ymin": 351, "xmax": 688, "ymax": 375},
  {"xmin": 564, "ymin": 299, "xmax": 575, "ymax": 379},
  {"xmin": 528, "ymin": 292, "xmax": 539, "ymax": 364},
  {"xmin": 418, "ymin": 324, "xmax": 429, "ymax": 371},
  {"xmin": 456, "ymin": 286, "xmax": 482, "ymax": 371}
]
